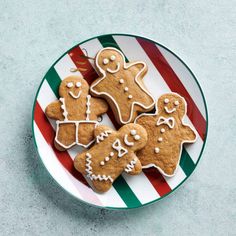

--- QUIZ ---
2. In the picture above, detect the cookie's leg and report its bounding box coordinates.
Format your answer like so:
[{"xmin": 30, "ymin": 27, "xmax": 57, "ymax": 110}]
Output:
[
  {"xmin": 55, "ymin": 123, "xmax": 76, "ymax": 149},
  {"xmin": 92, "ymin": 180, "xmax": 113, "ymax": 193},
  {"xmin": 74, "ymin": 153, "xmax": 87, "ymax": 175},
  {"xmin": 78, "ymin": 123, "xmax": 96, "ymax": 147}
]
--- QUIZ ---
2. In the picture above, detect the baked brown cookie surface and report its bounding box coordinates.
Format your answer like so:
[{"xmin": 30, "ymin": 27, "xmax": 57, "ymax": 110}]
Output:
[
  {"xmin": 135, "ymin": 93, "xmax": 197, "ymax": 176},
  {"xmin": 90, "ymin": 47, "xmax": 155, "ymax": 125},
  {"xmin": 74, "ymin": 123, "xmax": 147, "ymax": 192},
  {"xmin": 45, "ymin": 75, "xmax": 108, "ymax": 150}
]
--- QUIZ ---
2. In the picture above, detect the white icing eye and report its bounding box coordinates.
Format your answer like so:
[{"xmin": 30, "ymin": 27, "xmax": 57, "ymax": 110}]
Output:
[
  {"xmin": 103, "ymin": 58, "xmax": 109, "ymax": 65},
  {"xmin": 110, "ymin": 55, "xmax": 116, "ymax": 61},
  {"xmin": 130, "ymin": 130, "xmax": 137, "ymax": 136},
  {"xmin": 76, "ymin": 82, "xmax": 81, "ymax": 88},
  {"xmin": 174, "ymin": 100, "xmax": 179, "ymax": 106},
  {"xmin": 134, "ymin": 135, "xmax": 140, "ymax": 140},
  {"xmin": 164, "ymin": 98, "xmax": 169, "ymax": 104},
  {"xmin": 66, "ymin": 82, "xmax": 73, "ymax": 88}
]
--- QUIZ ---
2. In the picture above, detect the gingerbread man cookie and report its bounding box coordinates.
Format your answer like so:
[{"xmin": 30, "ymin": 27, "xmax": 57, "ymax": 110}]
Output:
[
  {"xmin": 135, "ymin": 93, "xmax": 197, "ymax": 177},
  {"xmin": 45, "ymin": 75, "xmax": 108, "ymax": 150},
  {"xmin": 74, "ymin": 123, "xmax": 147, "ymax": 192},
  {"xmin": 90, "ymin": 47, "xmax": 155, "ymax": 125}
]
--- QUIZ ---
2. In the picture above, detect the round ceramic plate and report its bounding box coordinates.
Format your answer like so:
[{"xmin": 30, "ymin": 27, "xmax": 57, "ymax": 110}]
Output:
[{"xmin": 32, "ymin": 33, "xmax": 208, "ymax": 209}]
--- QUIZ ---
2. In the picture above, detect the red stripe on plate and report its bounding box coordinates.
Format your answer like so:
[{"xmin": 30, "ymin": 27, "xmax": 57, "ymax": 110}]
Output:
[
  {"xmin": 68, "ymin": 44, "xmax": 172, "ymax": 195},
  {"xmin": 68, "ymin": 46, "xmax": 120, "ymax": 130},
  {"xmin": 34, "ymin": 101, "xmax": 89, "ymax": 186},
  {"xmin": 137, "ymin": 38, "xmax": 206, "ymax": 141},
  {"xmin": 143, "ymin": 168, "xmax": 171, "ymax": 197}
]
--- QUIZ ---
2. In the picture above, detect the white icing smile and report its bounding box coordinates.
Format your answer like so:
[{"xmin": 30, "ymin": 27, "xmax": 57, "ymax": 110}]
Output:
[
  {"xmin": 106, "ymin": 62, "xmax": 120, "ymax": 73},
  {"xmin": 124, "ymin": 134, "xmax": 134, "ymax": 146},
  {"xmin": 164, "ymin": 106, "xmax": 176, "ymax": 114},
  {"xmin": 69, "ymin": 90, "xmax": 82, "ymax": 99}
]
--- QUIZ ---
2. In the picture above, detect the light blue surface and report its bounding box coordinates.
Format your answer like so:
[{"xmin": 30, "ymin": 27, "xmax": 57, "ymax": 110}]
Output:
[{"xmin": 0, "ymin": 0, "xmax": 235, "ymax": 235}]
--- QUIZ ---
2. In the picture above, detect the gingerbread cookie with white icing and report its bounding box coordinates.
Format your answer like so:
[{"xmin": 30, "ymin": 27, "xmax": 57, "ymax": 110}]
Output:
[
  {"xmin": 74, "ymin": 123, "xmax": 147, "ymax": 192},
  {"xmin": 90, "ymin": 47, "xmax": 155, "ymax": 125},
  {"xmin": 45, "ymin": 75, "xmax": 108, "ymax": 151},
  {"xmin": 135, "ymin": 93, "xmax": 197, "ymax": 177}
]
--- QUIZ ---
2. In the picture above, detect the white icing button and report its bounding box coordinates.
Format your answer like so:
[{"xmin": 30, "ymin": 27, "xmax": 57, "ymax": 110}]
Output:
[
  {"xmin": 67, "ymin": 82, "xmax": 73, "ymax": 88},
  {"xmin": 124, "ymin": 87, "xmax": 129, "ymax": 92},
  {"xmin": 161, "ymin": 128, "xmax": 165, "ymax": 133},
  {"xmin": 128, "ymin": 95, "xmax": 133, "ymax": 99},
  {"xmin": 76, "ymin": 82, "xmax": 81, "ymax": 88},
  {"xmin": 158, "ymin": 137, "xmax": 163, "ymax": 142},
  {"xmin": 130, "ymin": 130, "xmax": 136, "ymax": 136},
  {"xmin": 134, "ymin": 135, "xmax": 140, "ymax": 140},
  {"xmin": 110, "ymin": 152, "xmax": 114, "ymax": 157},
  {"xmin": 174, "ymin": 100, "xmax": 179, "ymax": 106},
  {"xmin": 119, "ymin": 79, "xmax": 124, "ymax": 84},
  {"xmin": 110, "ymin": 55, "xmax": 116, "ymax": 61},
  {"xmin": 105, "ymin": 157, "xmax": 109, "ymax": 161},
  {"xmin": 154, "ymin": 147, "xmax": 160, "ymax": 153},
  {"xmin": 100, "ymin": 161, "xmax": 105, "ymax": 166},
  {"xmin": 164, "ymin": 98, "xmax": 169, "ymax": 104},
  {"xmin": 103, "ymin": 58, "xmax": 109, "ymax": 65}
]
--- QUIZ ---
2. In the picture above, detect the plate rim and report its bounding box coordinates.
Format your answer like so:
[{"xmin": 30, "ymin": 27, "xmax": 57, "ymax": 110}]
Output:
[{"xmin": 32, "ymin": 33, "xmax": 209, "ymax": 210}]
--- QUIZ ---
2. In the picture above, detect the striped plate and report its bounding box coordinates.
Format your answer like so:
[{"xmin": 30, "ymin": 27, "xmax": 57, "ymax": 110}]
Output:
[{"xmin": 32, "ymin": 34, "xmax": 208, "ymax": 209}]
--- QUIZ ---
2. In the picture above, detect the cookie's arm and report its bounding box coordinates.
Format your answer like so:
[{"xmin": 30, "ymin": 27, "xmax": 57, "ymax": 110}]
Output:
[
  {"xmin": 94, "ymin": 125, "xmax": 114, "ymax": 140},
  {"xmin": 127, "ymin": 61, "xmax": 147, "ymax": 78},
  {"xmin": 90, "ymin": 77, "xmax": 108, "ymax": 94},
  {"xmin": 45, "ymin": 101, "xmax": 64, "ymax": 120},
  {"xmin": 181, "ymin": 125, "xmax": 197, "ymax": 142},
  {"xmin": 91, "ymin": 97, "xmax": 108, "ymax": 116},
  {"xmin": 124, "ymin": 154, "xmax": 142, "ymax": 175}
]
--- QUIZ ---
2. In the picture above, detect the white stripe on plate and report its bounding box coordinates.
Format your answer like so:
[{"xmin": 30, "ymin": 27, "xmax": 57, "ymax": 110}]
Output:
[
  {"xmin": 122, "ymin": 172, "xmax": 160, "ymax": 204},
  {"xmin": 39, "ymin": 67, "xmax": 126, "ymax": 207},
  {"xmin": 114, "ymin": 35, "xmax": 203, "ymax": 164},
  {"xmin": 157, "ymin": 45, "xmax": 206, "ymax": 118},
  {"xmin": 34, "ymin": 122, "xmax": 103, "ymax": 206},
  {"xmin": 163, "ymin": 167, "xmax": 186, "ymax": 189},
  {"xmin": 54, "ymin": 53, "xmax": 82, "ymax": 79}
]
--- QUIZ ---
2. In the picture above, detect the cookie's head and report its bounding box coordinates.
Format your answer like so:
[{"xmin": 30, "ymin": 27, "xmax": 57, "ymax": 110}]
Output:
[
  {"xmin": 119, "ymin": 123, "xmax": 147, "ymax": 151},
  {"xmin": 96, "ymin": 47, "xmax": 124, "ymax": 74},
  {"xmin": 59, "ymin": 76, "xmax": 89, "ymax": 100},
  {"xmin": 157, "ymin": 93, "xmax": 186, "ymax": 117}
]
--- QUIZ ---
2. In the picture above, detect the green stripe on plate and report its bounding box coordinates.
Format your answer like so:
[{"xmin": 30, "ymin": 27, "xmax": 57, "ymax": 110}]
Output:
[
  {"xmin": 98, "ymin": 35, "xmax": 129, "ymax": 63},
  {"xmin": 44, "ymin": 62, "xmax": 141, "ymax": 208},
  {"xmin": 179, "ymin": 148, "xmax": 196, "ymax": 176},
  {"xmin": 113, "ymin": 176, "xmax": 141, "ymax": 208},
  {"xmin": 45, "ymin": 67, "xmax": 61, "ymax": 97},
  {"xmin": 98, "ymin": 34, "xmax": 197, "ymax": 178}
]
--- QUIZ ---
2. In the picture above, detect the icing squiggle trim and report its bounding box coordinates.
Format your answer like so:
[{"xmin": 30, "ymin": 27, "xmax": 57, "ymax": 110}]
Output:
[
  {"xmin": 96, "ymin": 130, "xmax": 112, "ymax": 143},
  {"xmin": 124, "ymin": 134, "xmax": 134, "ymax": 146},
  {"xmin": 59, "ymin": 98, "xmax": 68, "ymax": 120},
  {"xmin": 91, "ymin": 47, "xmax": 155, "ymax": 124},
  {"xmin": 125, "ymin": 159, "xmax": 137, "ymax": 173},
  {"xmin": 85, "ymin": 153, "xmax": 113, "ymax": 182},
  {"xmin": 134, "ymin": 92, "xmax": 198, "ymax": 177}
]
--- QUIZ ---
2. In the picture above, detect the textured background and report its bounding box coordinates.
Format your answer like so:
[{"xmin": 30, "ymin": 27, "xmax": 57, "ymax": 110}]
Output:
[{"xmin": 0, "ymin": 0, "xmax": 235, "ymax": 235}]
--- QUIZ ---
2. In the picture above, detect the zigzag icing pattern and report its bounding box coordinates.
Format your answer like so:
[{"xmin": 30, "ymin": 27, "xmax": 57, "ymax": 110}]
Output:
[
  {"xmin": 85, "ymin": 153, "xmax": 113, "ymax": 183},
  {"xmin": 96, "ymin": 130, "xmax": 112, "ymax": 143},
  {"xmin": 124, "ymin": 159, "xmax": 137, "ymax": 173}
]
